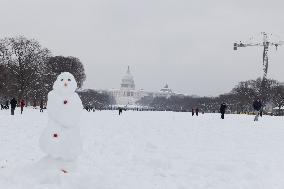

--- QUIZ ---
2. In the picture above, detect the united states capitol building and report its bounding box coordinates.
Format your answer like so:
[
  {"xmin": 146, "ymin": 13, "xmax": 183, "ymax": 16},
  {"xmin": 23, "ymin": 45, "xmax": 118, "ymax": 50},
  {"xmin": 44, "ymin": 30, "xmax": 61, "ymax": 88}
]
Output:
[{"xmin": 105, "ymin": 66, "xmax": 184, "ymax": 105}]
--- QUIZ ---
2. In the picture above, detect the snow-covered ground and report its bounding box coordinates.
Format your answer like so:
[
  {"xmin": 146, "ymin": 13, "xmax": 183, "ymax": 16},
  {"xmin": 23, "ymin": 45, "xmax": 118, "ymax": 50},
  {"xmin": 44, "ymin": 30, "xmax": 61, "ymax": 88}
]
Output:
[{"xmin": 0, "ymin": 108, "xmax": 284, "ymax": 189}]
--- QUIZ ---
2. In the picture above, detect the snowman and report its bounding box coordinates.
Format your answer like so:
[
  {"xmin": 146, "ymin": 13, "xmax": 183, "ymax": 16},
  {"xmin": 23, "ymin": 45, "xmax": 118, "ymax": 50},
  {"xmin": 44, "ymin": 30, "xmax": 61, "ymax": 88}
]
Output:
[{"xmin": 39, "ymin": 72, "xmax": 83, "ymax": 173}]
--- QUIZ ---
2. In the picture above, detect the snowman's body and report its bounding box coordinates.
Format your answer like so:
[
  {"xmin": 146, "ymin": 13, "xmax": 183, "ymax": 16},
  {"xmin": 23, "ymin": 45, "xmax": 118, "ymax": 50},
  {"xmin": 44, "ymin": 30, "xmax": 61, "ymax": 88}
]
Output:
[{"xmin": 39, "ymin": 72, "xmax": 83, "ymax": 162}]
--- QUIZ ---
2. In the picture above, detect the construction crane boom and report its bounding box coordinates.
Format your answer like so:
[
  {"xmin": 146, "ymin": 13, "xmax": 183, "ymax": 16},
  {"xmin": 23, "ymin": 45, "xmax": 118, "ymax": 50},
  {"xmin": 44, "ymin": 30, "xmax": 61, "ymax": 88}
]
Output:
[{"xmin": 234, "ymin": 32, "xmax": 283, "ymax": 79}]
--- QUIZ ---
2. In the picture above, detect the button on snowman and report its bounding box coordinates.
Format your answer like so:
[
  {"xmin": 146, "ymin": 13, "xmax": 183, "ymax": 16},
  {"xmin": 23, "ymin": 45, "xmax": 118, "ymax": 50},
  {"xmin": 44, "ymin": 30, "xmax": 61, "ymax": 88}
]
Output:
[{"xmin": 39, "ymin": 72, "xmax": 83, "ymax": 163}]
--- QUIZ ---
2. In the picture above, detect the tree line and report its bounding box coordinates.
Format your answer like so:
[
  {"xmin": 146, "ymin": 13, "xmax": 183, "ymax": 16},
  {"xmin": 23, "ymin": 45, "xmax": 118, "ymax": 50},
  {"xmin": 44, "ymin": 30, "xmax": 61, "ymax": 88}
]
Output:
[
  {"xmin": 138, "ymin": 78, "xmax": 284, "ymax": 114},
  {"xmin": 0, "ymin": 36, "xmax": 87, "ymax": 105},
  {"xmin": 77, "ymin": 89, "xmax": 115, "ymax": 110}
]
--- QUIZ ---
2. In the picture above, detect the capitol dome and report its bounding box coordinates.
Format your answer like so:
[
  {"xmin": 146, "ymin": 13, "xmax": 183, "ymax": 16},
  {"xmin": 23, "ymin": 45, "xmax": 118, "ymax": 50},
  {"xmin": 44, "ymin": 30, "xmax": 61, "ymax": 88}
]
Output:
[
  {"xmin": 120, "ymin": 66, "xmax": 135, "ymax": 90},
  {"xmin": 160, "ymin": 84, "xmax": 173, "ymax": 93}
]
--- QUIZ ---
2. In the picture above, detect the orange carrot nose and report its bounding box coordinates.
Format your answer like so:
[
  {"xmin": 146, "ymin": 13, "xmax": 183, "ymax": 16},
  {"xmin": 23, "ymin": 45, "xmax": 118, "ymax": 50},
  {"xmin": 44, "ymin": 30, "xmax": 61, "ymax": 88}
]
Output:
[{"xmin": 64, "ymin": 83, "xmax": 68, "ymax": 87}]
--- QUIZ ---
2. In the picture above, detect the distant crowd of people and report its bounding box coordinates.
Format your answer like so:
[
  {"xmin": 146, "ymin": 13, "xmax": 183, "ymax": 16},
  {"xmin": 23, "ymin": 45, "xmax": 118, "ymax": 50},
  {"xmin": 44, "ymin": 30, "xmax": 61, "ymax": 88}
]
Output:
[
  {"xmin": 189, "ymin": 98, "xmax": 263, "ymax": 121},
  {"xmin": 111, "ymin": 98, "xmax": 264, "ymax": 122},
  {"xmin": 191, "ymin": 108, "xmax": 200, "ymax": 116},
  {"xmin": 1, "ymin": 96, "xmax": 264, "ymax": 122},
  {"xmin": 1, "ymin": 97, "xmax": 46, "ymax": 115},
  {"xmin": 216, "ymin": 98, "xmax": 262, "ymax": 121},
  {"xmin": 8, "ymin": 97, "xmax": 25, "ymax": 115}
]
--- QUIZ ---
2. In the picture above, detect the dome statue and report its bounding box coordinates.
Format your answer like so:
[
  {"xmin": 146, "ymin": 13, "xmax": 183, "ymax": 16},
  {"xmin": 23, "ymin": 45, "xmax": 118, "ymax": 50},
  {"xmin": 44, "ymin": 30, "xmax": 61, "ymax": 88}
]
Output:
[
  {"xmin": 120, "ymin": 66, "xmax": 135, "ymax": 90},
  {"xmin": 160, "ymin": 83, "xmax": 172, "ymax": 93}
]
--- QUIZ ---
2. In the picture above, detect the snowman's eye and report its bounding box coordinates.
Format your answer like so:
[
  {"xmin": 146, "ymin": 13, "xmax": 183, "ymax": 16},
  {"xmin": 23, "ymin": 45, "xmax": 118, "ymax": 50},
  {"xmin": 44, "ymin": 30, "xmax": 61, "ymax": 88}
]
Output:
[
  {"xmin": 61, "ymin": 79, "xmax": 64, "ymax": 81},
  {"xmin": 68, "ymin": 79, "xmax": 71, "ymax": 81}
]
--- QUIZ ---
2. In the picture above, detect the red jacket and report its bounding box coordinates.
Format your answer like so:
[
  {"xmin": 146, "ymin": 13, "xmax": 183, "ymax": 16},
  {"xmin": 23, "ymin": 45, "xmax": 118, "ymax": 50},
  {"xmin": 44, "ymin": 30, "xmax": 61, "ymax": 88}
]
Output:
[{"xmin": 20, "ymin": 100, "xmax": 25, "ymax": 107}]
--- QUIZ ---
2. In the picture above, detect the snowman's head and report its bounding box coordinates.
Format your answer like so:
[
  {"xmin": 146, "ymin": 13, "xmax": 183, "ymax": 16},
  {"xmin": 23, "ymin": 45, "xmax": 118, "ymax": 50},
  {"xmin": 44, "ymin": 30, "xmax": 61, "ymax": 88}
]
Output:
[{"xmin": 53, "ymin": 72, "xmax": 77, "ymax": 94}]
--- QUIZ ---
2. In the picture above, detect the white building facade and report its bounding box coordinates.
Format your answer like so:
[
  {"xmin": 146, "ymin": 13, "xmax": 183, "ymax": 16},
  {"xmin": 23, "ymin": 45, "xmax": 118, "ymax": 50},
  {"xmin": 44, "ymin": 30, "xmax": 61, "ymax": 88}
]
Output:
[
  {"xmin": 107, "ymin": 66, "xmax": 179, "ymax": 106},
  {"xmin": 108, "ymin": 66, "xmax": 147, "ymax": 105},
  {"xmin": 154, "ymin": 84, "xmax": 174, "ymax": 98}
]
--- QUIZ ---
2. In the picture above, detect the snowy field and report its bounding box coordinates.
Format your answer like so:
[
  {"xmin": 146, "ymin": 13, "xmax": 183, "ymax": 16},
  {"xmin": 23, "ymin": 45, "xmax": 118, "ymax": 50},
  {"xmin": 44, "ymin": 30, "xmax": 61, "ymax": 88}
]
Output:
[{"xmin": 0, "ymin": 108, "xmax": 284, "ymax": 189}]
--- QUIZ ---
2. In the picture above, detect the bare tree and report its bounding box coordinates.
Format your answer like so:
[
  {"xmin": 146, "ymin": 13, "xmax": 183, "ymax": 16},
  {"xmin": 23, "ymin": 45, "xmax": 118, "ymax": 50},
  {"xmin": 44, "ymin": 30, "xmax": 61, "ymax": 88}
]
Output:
[
  {"xmin": 43, "ymin": 56, "xmax": 86, "ymax": 92},
  {"xmin": 0, "ymin": 64, "xmax": 10, "ymax": 96},
  {"xmin": 271, "ymin": 85, "xmax": 284, "ymax": 115},
  {"xmin": 251, "ymin": 78, "xmax": 278, "ymax": 105},
  {"xmin": 0, "ymin": 36, "xmax": 51, "ymax": 101},
  {"xmin": 231, "ymin": 80, "xmax": 256, "ymax": 112}
]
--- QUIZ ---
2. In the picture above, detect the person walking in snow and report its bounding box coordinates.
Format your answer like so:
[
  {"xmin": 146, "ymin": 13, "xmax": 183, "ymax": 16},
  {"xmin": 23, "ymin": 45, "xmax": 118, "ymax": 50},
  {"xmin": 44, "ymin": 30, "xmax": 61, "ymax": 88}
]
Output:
[
  {"xmin": 20, "ymin": 99, "xmax": 25, "ymax": 114},
  {"xmin": 10, "ymin": 97, "xmax": 17, "ymax": 115},
  {"xmin": 253, "ymin": 98, "xmax": 262, "ymax": 121},
  {"xmin": 220, "ymin": 103, "xmax": 227, "ymax": 119},
  {"xmin": 195, "ymin": 108, "xmax": 199, "ymax": 116},
  {"xmin": 191, "ymin": 108, "xmax": 195, "ymax": 116},
  {"xmin": 119, "ymin": 108, "xmax": 123, "ymax": 115},
  {"xmin": 40, "ymin": 100, "xmax": 44, "ymax": 112}
]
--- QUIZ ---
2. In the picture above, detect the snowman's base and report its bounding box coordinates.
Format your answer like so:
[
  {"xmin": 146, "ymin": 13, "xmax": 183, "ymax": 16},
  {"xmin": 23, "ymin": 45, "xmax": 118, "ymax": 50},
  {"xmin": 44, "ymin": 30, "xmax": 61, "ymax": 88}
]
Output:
[
  {"xmin": 0, "ymin": 162, "xmax": 100, "ymax": 189},
  {"xmin": 36, "ymin": 155, "xmax": 77, "ymax": 175}
]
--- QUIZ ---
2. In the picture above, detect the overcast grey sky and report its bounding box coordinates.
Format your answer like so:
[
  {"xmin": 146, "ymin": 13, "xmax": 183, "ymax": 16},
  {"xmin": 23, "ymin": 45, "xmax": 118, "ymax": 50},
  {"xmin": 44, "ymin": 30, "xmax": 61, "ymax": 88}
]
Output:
[{"xmin": 1, "ymin": 0, "xmax": 284, "ymax": 96}]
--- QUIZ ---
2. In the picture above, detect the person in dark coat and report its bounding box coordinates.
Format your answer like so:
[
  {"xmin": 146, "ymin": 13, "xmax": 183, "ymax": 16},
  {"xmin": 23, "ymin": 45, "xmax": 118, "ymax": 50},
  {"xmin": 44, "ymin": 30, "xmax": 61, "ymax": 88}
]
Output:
[
  {"xmin": 10, "ymin": 97, "xmax": 17, "ymax": 115},
  {"xmin": 195, "ymin": 108, "xmax": 199, "ymax": 116},
  {"xmin": 191, "ymin": 108, "xmax": 195, "ymax": 116},
  {"xmin": 40, "ymin": 100, "xmax": 44, "ymax": 112},
  {"xmin": 119, "ymin": 108, "xmax": 123, "ymax": 115},
  {"xmin": 220, "ymin": 103, "xmax": 227, "ymax": 119},
  {"xmin": 253, "ymin": 98, "xmax": 262, "ymax": 121}
]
